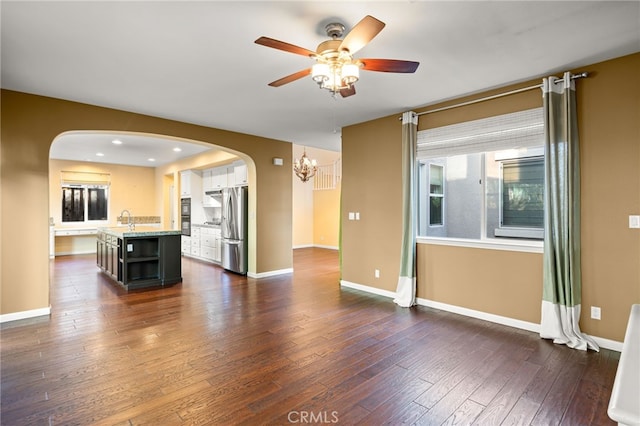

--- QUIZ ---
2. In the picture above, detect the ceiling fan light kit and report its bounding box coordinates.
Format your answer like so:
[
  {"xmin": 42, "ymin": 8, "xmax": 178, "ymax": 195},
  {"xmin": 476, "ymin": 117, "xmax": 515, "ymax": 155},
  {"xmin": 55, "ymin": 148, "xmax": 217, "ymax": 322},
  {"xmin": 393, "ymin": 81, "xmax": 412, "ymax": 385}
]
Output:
[{"xmin": 255, "ymin": 15, "xmax": 419, "ymax": 98}]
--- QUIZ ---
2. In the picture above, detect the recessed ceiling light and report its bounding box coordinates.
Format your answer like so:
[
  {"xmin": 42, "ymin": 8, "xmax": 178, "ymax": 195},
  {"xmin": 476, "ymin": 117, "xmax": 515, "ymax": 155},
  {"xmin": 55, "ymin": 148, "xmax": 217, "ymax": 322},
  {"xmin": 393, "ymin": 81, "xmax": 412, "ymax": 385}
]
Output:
[
  {"xmin": 112, "ymin": 139, "xmax": 123, "ymax": 145},
  {"xmin": 173, "ymin": 147, "xmax": 182, "ymax": 152},
  {"xmin": 96, "ymin": 152, "xmax": 104, "ymax": 157},
  {"xmin": 148, "ymin": 158, "xmax": 156, "ymax": 162}
]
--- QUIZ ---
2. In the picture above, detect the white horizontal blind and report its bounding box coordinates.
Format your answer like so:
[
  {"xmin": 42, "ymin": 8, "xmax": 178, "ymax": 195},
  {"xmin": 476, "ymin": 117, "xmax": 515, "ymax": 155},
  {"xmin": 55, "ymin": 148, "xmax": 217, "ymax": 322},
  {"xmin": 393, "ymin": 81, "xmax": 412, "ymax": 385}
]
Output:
[
  {"xmin": 417, "ymin": 107, "xmax": 544, "ymax": 158},
  {"xmin": 60, "ymin": 171, "xmax": 111, "ymax": 186}
]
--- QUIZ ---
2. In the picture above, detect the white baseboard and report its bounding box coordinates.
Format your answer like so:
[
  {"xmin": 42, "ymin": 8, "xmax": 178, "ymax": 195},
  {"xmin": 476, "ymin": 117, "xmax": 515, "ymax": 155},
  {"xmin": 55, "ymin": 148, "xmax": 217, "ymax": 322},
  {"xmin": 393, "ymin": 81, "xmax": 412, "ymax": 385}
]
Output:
[
  {"xmin": 293, "ymin": 245, "xmax": 339, "ymax": 250},
  {"xmin": 340, "ymin": 280, "xmax": 396, "ymax": 299},
  {"xmin": 591, "ymin": 336, "xmax": 624, "ymax": 353},
  {"xmin": 55, "ymin": 250, "xmax": 96, "ymax": 256},
  {"xmin": 339, "ymin": 280, "xmax": 623, "ymax": 352},
  {"xmin": 416, "ymin": 297, "xmax": 541, "ymax": 333},
  {"xmin": 248, "ymin": 268, "xmax": 293, "ymax": 279},
  {"xmin": 0, "ymin": 306, "xmax": 51, "ymax": 324},
  {"xmin": 313, "ymin": 244, "xmax": 339, "ymax": 250}
]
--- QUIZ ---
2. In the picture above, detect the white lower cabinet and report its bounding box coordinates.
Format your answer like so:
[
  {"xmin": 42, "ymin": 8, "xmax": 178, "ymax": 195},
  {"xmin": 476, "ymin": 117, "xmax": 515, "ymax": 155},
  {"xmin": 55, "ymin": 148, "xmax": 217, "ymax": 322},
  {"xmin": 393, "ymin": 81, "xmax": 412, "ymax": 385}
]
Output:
[
  {"xmin": 181, "ymin": 236, "xmax": 191, "ymax": 255},
  {"xmin": 183, "ymin": 225, "xmax": 221, "ymax": 264},
  {"xmin": 214, "ymin": 235, "xmax": 221, "ymax": 262}
]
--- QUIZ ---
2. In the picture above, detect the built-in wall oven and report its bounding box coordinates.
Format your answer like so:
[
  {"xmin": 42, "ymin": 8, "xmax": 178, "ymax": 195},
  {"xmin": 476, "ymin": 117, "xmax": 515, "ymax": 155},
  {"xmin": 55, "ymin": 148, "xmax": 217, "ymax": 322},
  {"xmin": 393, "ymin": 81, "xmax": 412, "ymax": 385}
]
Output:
[{"xmin": 180, "ymin": 198, "xmax": 191, "ymax": 236}]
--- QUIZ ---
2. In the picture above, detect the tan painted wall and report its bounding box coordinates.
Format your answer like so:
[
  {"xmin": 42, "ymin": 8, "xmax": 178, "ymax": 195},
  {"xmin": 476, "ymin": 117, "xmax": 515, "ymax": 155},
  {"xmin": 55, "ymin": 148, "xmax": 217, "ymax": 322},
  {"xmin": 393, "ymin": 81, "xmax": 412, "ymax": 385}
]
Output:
[
  {"xmin": 310, "ymin": 147, "xmax": 341, "ymax": 249},
  {"xmin": 313, "ymin": 182, "xmax": 340, "ymax": 248},
  {"xmin": 292, "ymin": 144, "xmax": 314, "ymax": 248},
  {"xmin": 54, "ymin": 235, "xmax": 96, "ymax": 256},
  {"xmin": 417, "ymin": 245, "xmax": 543, "ymax": 323},
  {"xmin": 341, "ymin": 53, "xmax": 640, "ymax": 342},
  {"xmin": 1, "ymin": 90, "xmax": 292, "ymax": 316},
  {"xmin": 292, "ymin": 145, "xmax": 341, "ymax": 249},
  {"xmin": 342, "ymin": 115, "xmax": 404, "ymax": 288}
]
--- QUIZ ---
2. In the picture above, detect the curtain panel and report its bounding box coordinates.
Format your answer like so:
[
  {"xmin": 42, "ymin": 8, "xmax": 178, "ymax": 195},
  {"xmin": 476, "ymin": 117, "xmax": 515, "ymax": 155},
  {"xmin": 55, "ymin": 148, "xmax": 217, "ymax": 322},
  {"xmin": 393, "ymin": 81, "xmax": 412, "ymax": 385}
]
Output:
[
  {"xmin": 394, "ymin": 111, "xmax": 418, "ymax": 307},
  {"xmin": 540, "ymin": 72, "xmax": 598, "ymax": 351}
]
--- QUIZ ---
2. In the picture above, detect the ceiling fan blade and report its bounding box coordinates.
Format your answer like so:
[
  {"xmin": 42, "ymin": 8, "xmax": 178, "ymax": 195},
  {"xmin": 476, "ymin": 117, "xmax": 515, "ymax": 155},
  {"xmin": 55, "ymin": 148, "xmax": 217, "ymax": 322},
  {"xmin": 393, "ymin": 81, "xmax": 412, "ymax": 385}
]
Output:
[
  {"xmin": 360, "ymin": 59, "xmax": 420, "ymax": 73},
  {"xmin": 268, "ymin": 68, "xmax": 312, "ymax": 87},
  {"xmin": 339, "ymin": 15, "xmax": 385, "ymax": 55},
  {"xmin": 255, "ymin": 36, "xmax": 316, "ymax": 57},
  {"xmin": 340, "ymin": 85, "xmax": 356, "ymax": 98}
]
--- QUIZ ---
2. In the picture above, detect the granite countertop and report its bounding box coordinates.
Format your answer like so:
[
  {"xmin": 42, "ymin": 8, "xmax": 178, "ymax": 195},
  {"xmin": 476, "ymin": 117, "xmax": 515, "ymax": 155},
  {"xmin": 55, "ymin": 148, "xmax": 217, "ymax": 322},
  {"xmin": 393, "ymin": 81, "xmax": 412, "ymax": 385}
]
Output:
[{"xmin": 98, "ymin": 226, "xmax": 182, "ymax": 238}]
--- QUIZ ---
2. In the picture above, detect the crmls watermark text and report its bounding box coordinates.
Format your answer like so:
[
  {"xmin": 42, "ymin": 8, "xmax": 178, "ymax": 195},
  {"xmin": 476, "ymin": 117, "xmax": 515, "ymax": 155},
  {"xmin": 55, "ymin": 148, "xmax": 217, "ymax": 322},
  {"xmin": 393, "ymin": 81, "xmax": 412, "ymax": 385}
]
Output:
[{"xmin": 288, "ymin": 410, "xmax": 339, "ymax": 424}]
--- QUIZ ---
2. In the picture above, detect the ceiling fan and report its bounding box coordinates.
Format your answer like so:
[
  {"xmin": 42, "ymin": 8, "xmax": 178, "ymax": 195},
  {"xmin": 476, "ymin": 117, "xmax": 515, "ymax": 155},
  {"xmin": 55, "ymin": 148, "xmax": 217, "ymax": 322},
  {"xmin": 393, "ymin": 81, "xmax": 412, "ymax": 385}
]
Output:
[{"xmin": 255, "ymin": 15, "xmax": 419, "ymax": 98}]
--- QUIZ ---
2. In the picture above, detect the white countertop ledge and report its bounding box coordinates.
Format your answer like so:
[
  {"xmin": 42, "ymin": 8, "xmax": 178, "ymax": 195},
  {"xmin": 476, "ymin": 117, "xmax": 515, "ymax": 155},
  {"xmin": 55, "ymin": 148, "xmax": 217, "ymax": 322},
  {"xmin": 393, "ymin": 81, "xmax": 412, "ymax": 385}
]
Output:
[{"xmin": 98, "ymin": 227, "xmax": 182, "ymax": 238}]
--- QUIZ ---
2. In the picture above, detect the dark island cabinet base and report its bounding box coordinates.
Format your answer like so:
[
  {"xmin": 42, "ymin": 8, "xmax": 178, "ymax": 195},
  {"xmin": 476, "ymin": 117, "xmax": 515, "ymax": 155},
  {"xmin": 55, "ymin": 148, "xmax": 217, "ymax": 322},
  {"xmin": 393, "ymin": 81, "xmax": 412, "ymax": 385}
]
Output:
[{"xmin": 97, "ymin": 231, "xmax": 182, "ymax": 290}]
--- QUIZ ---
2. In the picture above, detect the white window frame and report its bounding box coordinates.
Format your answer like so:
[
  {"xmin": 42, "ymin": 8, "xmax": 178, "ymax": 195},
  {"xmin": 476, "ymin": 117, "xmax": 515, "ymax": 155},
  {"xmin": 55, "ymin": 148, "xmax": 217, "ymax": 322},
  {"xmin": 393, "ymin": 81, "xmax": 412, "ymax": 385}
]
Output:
[
  {"xmin": 496, "ymin": 155, "xmax": 544, "ymax": 239},
  {"xmin": 428, "ymin": 163, "xmax": 445, "ymax": 227}
]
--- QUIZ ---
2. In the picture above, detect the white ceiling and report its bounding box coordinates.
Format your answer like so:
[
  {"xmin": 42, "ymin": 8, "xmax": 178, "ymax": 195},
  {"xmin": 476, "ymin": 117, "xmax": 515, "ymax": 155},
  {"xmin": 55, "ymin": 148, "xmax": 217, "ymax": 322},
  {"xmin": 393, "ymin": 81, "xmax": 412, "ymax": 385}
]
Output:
[{"xmin": 2, "ymin": 1, "xmax": 639, "ymax": 166}]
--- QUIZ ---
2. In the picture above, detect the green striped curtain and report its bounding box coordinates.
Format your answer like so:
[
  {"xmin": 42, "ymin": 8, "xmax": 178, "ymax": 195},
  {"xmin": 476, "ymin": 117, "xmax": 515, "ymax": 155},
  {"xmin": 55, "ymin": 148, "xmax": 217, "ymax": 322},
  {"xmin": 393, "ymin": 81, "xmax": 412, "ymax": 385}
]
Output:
[
  {"xmin": 539, "ymin": 72, "xmax": 598, "ymax": 351},
  {"xmin": 394, "ymin": 111, "xmax": 418, "ymax": 307}
]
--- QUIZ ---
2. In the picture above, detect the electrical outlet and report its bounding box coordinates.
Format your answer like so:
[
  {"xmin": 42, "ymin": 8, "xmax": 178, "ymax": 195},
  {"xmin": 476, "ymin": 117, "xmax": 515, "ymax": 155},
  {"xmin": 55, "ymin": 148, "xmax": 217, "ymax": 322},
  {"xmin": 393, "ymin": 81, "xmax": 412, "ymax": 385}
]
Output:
[
  {"xmin": 629, "ymin": 215, "xmax": 640, "ymax": 228},
  {"xmin": 374, "ymin": 269, "xmax": 380, "ymax": 278},
  {"xmin": 591, "ymin": 306, "xmax": 601, "ymax": 320}
]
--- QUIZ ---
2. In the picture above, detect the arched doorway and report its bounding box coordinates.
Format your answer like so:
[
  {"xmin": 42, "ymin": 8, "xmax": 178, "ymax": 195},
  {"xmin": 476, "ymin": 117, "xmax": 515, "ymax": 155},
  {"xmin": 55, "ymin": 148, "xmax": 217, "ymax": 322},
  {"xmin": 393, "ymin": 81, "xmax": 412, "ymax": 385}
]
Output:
[{"xmin": 48, "ymin": 130, "xmax": 257, "ymax": 280}]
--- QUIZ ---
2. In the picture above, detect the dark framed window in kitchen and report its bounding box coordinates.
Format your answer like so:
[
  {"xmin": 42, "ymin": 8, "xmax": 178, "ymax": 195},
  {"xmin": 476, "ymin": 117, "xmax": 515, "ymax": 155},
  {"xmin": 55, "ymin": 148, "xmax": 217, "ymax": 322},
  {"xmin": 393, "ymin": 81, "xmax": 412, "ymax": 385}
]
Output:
[{"xmin": 62, "ymin": 184, "xmax": 109, "ymax": 222}]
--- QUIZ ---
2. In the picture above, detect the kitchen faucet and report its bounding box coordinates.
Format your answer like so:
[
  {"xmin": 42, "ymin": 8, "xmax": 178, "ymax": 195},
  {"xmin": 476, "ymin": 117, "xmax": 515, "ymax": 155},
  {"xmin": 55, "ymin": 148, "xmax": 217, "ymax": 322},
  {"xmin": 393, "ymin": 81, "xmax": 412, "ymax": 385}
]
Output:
[{"xmin": 120, "ymin": 209, "xmax": 135, "ymax": 230}]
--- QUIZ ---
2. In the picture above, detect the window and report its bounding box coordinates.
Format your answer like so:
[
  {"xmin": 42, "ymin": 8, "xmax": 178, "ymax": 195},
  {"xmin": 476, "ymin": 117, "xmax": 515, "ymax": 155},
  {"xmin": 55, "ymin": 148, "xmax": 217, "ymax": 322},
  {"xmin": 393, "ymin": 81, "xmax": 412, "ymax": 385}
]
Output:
[
  {"xmin": 429, "ymin": 164, "xmax": 444, "ymax": 226},
  {"xmin": 496, "ymin": 157, "xmax": 544, "ymax": 238},
  {"xmin": 417, "ymin": 108, "xmax": 544, "ymax": 243},
  {"xmin": 88, "ymin": 187, "xmax": 108, "ymax": 220},
  {"xmin": 62, "ymin": 185, "xmax": 109, "ymax": 223}
]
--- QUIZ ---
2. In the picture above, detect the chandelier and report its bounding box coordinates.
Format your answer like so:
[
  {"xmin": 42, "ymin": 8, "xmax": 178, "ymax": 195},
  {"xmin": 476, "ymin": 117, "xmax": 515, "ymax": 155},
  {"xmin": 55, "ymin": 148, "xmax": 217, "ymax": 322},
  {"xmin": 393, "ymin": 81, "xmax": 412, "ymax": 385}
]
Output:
[{"xmin": 293, "ymin": 149, "xmax": 317, "ymax": 183}]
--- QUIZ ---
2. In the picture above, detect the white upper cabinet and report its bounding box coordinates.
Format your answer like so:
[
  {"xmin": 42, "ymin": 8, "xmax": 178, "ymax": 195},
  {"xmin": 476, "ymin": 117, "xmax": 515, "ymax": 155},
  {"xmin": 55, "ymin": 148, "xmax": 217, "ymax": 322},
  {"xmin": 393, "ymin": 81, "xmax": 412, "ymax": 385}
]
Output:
[
  {"xmin": 180, "ymin": 170, "xmax": 193, "ymax": 197},
  {"xmin": 202, "ymin": 169, "xmax": 214, "ymax": 192},
  {"xmin": 194, "ymin": 160, "xmax": 247, "ymax": 203},
  {"xmin": 234, "ymin": 161, "xmax": 248, "ymax": 186},
  {"xmin": 212, "ymin": 167, "xmax": 227, "ymax": 190}
]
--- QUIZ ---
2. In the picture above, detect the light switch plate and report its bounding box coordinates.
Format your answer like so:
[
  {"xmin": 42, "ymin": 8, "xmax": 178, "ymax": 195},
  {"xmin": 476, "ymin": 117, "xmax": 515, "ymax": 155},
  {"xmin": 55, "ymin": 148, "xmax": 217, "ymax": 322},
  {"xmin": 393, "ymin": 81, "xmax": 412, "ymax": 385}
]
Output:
[
  {"xmin": 629, "ymin": 215, "xmax": 640, "ymax": 229},
  {"xmin": 348, "ymin": 212, "xmax": 355, "ymax": 221}
]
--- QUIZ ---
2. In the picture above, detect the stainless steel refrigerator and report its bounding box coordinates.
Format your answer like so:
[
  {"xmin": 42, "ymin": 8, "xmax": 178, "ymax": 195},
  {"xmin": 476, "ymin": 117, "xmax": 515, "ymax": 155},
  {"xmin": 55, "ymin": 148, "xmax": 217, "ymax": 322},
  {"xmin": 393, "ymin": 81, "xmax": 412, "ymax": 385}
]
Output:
[{"xmin": 221, "ymin": 186, "xmax": 248, "ymax": 274}]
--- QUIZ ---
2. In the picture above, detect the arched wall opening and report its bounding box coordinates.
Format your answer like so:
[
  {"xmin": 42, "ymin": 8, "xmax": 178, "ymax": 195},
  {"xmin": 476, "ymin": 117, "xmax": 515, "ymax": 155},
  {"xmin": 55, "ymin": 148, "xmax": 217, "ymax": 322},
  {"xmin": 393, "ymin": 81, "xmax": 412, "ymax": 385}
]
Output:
[
  {"xmin": 48, "ymin": 130, "xmax": 259, "ymax": 276},
  {"xmin": 1, "ymin": 90, "xmax": 292, "ymax": 321}
]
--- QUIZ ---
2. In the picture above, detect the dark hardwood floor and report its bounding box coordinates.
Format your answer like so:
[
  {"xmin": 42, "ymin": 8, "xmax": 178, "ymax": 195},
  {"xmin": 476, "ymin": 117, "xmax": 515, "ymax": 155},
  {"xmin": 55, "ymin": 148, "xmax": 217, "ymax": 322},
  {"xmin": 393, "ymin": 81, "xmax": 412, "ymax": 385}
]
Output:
[{"xmin": 1, "ymin": 248, "xmax": 618, "ymax": 425}]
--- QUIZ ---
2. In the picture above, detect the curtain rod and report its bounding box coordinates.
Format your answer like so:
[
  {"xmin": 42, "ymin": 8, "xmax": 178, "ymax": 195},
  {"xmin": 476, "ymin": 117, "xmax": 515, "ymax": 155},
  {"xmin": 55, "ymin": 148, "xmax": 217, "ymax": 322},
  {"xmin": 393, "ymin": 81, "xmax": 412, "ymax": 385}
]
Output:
[{"xmin": 413, "ymin": 72, "xmax": 588, "ymax": 117}]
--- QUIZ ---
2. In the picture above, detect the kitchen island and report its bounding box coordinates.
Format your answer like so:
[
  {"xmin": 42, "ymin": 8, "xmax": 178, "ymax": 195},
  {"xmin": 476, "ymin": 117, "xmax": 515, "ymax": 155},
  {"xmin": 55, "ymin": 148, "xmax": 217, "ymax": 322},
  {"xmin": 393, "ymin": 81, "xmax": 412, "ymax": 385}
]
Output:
[{"xmin": 97, "ymin": 227, "xmax": 182, "ymax": 290}]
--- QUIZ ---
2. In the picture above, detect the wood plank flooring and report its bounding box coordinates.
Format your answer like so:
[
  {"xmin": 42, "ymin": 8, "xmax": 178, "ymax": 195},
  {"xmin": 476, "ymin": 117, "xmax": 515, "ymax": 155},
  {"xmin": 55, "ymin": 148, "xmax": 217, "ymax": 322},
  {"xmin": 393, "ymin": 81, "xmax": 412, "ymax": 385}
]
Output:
[{"xmin": 1, "ymin": 248, "xmax": 619, "ymax": 425}]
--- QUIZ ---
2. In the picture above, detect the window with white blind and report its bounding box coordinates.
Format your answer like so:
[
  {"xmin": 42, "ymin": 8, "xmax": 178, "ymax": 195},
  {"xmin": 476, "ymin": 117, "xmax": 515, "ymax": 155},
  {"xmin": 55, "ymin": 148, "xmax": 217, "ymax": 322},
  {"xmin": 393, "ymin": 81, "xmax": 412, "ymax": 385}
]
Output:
[{"xmin": 417, "ymin": 108, "xmax": 545, "ymax": 242}]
